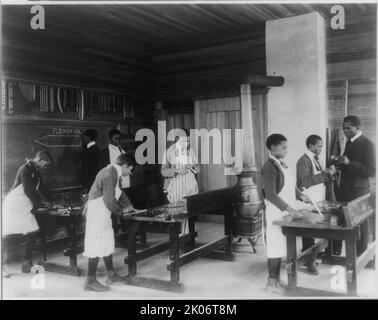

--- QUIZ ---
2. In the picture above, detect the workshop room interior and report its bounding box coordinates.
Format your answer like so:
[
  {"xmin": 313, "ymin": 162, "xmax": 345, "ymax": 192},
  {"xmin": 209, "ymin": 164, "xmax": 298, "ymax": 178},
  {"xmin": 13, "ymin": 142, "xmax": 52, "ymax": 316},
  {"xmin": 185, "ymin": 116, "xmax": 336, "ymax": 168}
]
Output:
[{"xmin": 1, "ymin": 2, "xmax": 377, "ymax": 298}]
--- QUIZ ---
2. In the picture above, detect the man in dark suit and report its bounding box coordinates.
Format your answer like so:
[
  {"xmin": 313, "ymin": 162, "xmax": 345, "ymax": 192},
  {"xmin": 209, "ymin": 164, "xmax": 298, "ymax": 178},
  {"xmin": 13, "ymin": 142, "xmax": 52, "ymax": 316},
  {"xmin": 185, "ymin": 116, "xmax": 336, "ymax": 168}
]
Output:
[
  {"xmin": 334, "ymin": 115, "xmax": 376, "ymax": 256},
  {"xmin": 99, "ymin": 128, "xmax": 123, "ymax": 169},
  {"xmin": 296, "ymin": 135, "xmax": 336, "ymax": 275},
  {"xmin": 81, "ymin": 129, "xmax": 100, "ymax": 193}
]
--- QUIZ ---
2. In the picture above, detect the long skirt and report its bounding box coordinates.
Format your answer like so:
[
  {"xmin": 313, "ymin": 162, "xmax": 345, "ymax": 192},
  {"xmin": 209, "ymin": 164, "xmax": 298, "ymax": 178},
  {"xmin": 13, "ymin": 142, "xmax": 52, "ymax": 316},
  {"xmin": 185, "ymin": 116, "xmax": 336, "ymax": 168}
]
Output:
[
  {"xmin": 83, "ymin": 196, "xmax": 115, "ymax": 258},
  {"xmin": 2, "ymin": 184, "xmax": 39, "ymax": 236}
]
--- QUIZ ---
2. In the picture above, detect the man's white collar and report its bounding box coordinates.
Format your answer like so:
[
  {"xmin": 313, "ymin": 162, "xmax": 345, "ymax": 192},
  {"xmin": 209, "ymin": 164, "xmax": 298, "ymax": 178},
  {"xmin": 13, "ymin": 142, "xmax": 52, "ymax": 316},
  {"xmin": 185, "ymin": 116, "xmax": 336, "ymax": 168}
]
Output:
[
  {"xmin": 305, "ymin": 149, "xmax": 317, "ymax": 159},
  {"xmin": 350, "ymin": 131, "xmax": 362, "ymax": 142},
  {"xmin": 269, "ymin": 155, "xmax": 281, "ymax": 165},
  {"xmin": 109, "ymin": 144, "xmax": 120, "ymax": 150},
  {"xmin": 87, "ymin": 141, "xmax": 96, "ymax": 149}
]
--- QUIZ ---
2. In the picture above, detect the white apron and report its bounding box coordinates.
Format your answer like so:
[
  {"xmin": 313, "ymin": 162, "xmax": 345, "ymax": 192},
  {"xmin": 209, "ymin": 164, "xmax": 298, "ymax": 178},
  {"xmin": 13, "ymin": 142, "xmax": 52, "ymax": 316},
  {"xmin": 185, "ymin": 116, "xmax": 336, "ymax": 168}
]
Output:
[
  {"xmin": 304, "ymin": 152, "xmax": 326, "ymax": 201},
  {"xmin": 83, "ymin": 165, "xmax": 122, "ymax": 258},
  {"xmin": 2, "ymin": 184, "xmax": 39, "ymax": 236},
  {"xmin": 265, "ymin": 162, "xmax": 297, "ymax": 258}
]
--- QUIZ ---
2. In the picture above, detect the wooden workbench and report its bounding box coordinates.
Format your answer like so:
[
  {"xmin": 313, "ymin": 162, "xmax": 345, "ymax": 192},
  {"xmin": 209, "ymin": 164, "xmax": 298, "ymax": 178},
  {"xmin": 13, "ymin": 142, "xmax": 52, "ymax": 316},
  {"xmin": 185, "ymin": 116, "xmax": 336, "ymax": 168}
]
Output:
[
  {"xmin": 274, "ymin": 194, "xmax": 375, "ymax": 296},
  {"xmin": 122, "ymin": 187, "xmax": 238, "ymax": 292}
]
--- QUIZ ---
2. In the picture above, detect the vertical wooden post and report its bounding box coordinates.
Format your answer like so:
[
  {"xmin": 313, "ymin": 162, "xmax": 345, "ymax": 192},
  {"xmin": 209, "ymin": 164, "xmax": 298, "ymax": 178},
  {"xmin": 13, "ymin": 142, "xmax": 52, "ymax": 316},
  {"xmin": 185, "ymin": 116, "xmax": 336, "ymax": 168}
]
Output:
[
  {"xmin": 155, "ymin": 101, "xmax": 167, "ymax": 122},
  {"xmin": 240, "ymin": 84, "xmax": 257, "ymax": 170}
]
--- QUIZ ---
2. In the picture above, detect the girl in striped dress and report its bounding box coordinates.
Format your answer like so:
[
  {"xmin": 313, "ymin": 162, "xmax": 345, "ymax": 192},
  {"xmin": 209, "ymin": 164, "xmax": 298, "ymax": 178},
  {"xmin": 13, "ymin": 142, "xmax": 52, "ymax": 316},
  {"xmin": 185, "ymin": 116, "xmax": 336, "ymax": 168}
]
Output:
[{"xmin": 161, "ymin": 129, "xmax": 199, "ymax": 233}]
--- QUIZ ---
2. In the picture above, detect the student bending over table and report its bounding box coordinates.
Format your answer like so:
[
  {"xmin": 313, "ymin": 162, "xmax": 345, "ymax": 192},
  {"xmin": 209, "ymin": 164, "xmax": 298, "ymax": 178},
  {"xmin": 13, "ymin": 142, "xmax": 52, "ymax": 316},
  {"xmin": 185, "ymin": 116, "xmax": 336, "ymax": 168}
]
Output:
[
  {"xmin": 2, "ymin": 150, "xmax": 53, "ymax": 273},
  {"xmin": 83, "ymin": 153, "xmax": 135, "ymax": 292},
  {"xmin": 261, "ymin": 134, "xmax": 311, "ymax": 295}
]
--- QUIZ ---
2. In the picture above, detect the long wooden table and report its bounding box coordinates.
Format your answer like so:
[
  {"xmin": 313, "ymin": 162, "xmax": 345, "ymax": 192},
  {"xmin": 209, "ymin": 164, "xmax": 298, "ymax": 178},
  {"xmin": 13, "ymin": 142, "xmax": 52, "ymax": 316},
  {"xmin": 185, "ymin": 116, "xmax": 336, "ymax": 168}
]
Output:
[
  {"xmin": 122, "ymin": 187, "xmax": 238, "ymax": 292},
  {"xmin": 274, "ymin": 194, "xmax": 375, "ymax": 297},
  {"xmin": 35, "ymin": 204, "xmax": 133, "ymax": 276},
  {"xmin": 34, "ymin": 205, "xmax": 85, "ymax": 276}
]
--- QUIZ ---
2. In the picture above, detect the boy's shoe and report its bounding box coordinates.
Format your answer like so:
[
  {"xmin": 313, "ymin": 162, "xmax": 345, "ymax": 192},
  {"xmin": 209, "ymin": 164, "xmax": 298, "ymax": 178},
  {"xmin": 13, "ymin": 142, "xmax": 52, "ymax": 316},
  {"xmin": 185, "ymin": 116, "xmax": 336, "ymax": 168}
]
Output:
[
  {"xmin": 265, "ymin": 278, "xmax": 285, "ymax": 295},
  {"xmin": 301, "ymin": 261, "xmax": 319, "ymax": 275},
  {"xmin": 106, "ymin": 271, "xmax": 126, "ymax": 286},
  {"xmin": 84, "ymin": 278, "xmax": 111, "ymax": 292},
  {"xmin": 21, "ymin": 260, "xmax": 33, "ymax": 273}
]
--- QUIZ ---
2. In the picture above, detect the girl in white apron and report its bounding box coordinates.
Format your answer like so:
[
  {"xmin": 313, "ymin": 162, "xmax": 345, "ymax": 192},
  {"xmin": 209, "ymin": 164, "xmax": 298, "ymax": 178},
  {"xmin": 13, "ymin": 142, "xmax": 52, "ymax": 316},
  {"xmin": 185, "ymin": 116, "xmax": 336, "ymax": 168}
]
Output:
[
  {"xmin": 161, "ymin": 129, "xmax": 199, "ymax": 234},
  {"xmin": 261, "ymin": 134, "xmax": 304, "ymax": 295},
  {"xmin": 83, "ymin": 153, "xmax": 135, "ymax": 292},
  {"xmin": 2, "ymin": 151, "xmax": 52, "ymax": 273}
]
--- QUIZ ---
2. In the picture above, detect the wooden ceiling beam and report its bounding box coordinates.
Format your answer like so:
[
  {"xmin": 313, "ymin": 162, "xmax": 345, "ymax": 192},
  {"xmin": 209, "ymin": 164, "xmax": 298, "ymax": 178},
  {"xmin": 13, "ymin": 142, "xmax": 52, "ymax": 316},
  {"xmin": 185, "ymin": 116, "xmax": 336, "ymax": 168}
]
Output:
[
  {"xmin": 190, "ymin": 4, "xmax": 244, "ymax": 31},
  {"xmin": 128, "ymin": 5, "xmax": 212, "ymax": 35}
]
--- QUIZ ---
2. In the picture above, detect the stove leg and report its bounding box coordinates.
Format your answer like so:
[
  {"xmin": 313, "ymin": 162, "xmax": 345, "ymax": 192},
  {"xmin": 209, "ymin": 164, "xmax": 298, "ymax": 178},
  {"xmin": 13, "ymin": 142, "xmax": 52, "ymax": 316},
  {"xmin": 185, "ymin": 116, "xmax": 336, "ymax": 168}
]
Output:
[{"xmin": 247, "ymin": 236, "xmax": 258, "ymax": 253}]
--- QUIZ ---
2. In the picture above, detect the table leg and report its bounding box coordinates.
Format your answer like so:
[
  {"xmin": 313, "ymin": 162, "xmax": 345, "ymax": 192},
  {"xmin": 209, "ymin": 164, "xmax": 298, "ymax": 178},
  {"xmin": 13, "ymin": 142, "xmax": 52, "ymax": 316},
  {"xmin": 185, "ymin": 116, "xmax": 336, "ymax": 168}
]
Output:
[
  {"xmin": 139, "ymin": 232, "xmax": 147, "ymax": 247},
  {"xmin": 38, "ymin": 216, "xmax": 47, "ymax": 262},
  {"xmin": 345, "ymin": 238, "xmax": 357, "ymax": 296},
  {"xmin": 169, "ymin": 227, "xmax": 180, "ymax": 284},
  {"xmin": 127, "ymin": 224, "xmax": 138, "ymax": 276},
  {"xmin": 286, "ymin": 235, "xmax": 297, "ymax": 290},
  {"xmin": 68, "ymin": 216, "xmax": 77, "ymax": 267},
  {"xmin": 224, "ymin": 212, "xmax": 233, "ymax": 255},
  {"xmin": 188, "ymin": 216, "xmax": 196, "ymax": 248}
]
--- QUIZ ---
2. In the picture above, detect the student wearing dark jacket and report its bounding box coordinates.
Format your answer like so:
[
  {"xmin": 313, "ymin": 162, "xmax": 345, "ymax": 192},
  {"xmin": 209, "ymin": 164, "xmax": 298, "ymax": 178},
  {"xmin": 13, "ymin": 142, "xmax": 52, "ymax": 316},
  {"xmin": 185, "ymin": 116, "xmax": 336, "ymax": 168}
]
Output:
[
  {"xmin": 334, "ymin": 116, "xmax": 376, "ymax": 256},
  {"xmin": 81, "ymin": 129, "xmax": 101, "ymax": 193},
  {"xmin": 261, "ymin": 134, "xmax": 310, "ymax": 295},
  {"xmin": 2, "ymin": 151, "xmax": 53, "ymax": 273},
  {"xmin": 296, "ymin": 135, "xmax": 336, "ymax": 275}
]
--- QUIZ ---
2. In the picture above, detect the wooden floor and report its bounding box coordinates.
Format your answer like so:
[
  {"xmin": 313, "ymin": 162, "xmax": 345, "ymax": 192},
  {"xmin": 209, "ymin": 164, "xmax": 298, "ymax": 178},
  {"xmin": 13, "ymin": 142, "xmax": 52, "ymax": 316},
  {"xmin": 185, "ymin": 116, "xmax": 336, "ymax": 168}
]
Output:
[{"xmin": 2, "ymin": 222, "xmax": 377, "ymax": 299}]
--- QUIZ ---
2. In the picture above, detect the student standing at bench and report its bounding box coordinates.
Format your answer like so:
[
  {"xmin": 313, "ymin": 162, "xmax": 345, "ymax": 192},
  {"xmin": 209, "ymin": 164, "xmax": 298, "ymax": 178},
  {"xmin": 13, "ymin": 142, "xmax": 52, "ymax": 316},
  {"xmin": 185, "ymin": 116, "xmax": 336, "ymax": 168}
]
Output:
[
  {"xmin": 161, "ymin": 129, "xmax": 199, "ymax": 235},
  {"xmin": 83, "ymin": 153, "xmax": 135, "ymax": 292},
  {"xmin": 2, "ymin": 150, "xmax": 53, "ymax": 273},
  {"xmin": 296, "ymin": 134, "xmax": 336, "ymax": 275},
  {"xmin": 334, "ymin": 115, "xmax": 376, "ymax": 256},
  {"xmin": 261, "ymin": 134, "xmax": 308, "ymax": 294}
]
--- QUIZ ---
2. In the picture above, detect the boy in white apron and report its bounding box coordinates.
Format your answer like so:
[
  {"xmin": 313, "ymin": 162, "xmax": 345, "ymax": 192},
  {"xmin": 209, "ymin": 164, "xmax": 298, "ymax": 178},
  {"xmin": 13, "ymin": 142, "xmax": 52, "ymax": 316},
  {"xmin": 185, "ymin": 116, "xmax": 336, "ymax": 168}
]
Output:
[
  {"xmin": 2, "ymin": 151, "xmax": 53, "ymax": 273},
  {"xmin": 261, "ymin": 134, "xmax": 308, "ymax": 295},
  {"xmin": 83, "ymin": 153, "xmax": 135, "ymax": 292},
  {"xmin": 296, "ymin": 134, "xmax": 337, "ymax": 275}
]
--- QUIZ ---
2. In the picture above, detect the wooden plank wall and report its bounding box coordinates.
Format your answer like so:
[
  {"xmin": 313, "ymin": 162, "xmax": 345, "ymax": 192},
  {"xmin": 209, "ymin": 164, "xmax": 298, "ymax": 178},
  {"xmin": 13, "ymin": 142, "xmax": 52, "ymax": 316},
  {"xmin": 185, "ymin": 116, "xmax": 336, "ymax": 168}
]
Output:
[
  {"xmin": 326, "ymin": 9, "xmax": 376, "ymax": 146},
  {"xmin": 1, "ymin": 6, "xmax": 154, "ymax": 96}
]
